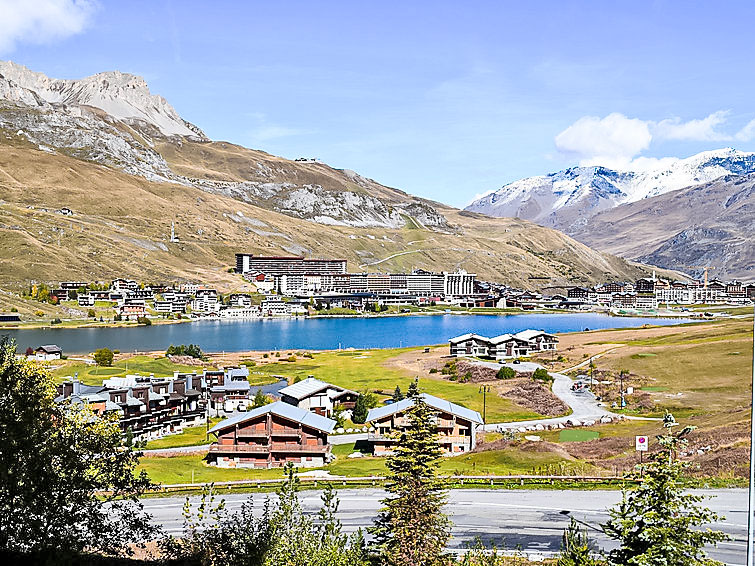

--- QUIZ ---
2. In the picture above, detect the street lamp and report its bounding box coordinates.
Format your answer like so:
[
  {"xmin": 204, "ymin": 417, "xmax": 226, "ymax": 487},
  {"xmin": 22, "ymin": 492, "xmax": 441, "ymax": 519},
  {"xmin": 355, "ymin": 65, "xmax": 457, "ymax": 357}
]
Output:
[{"xmin": 479, "ymin": 385, "xmax": 491, "ymax": 425}]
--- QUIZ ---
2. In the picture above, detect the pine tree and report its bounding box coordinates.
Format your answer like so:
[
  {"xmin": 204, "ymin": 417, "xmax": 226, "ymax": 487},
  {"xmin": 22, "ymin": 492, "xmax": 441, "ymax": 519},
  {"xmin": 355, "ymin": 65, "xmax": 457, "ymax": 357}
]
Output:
[
  {"xmin": 602, "ymin": 412, "xmax": 729, "ymax": 566},
  {"xmin": 393, "ymin": 385, "xmax": 404, "ymax": 402},
  {"xmin": 371, "ymin": 379, "xmax": 450, "ymax": 566},
  {"xmin": 352, "ymin": 393, "xmax": 369, "ymax": 424},
  {"xmin": 558, "ymin": 518, "xmax": 598, "ymax": 566}
]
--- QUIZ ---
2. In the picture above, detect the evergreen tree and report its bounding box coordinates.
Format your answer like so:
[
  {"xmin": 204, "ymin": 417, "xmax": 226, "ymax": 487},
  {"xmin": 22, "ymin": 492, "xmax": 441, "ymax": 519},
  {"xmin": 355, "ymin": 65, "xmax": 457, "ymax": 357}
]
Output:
[
  {"xmin": 393, "ymin": 385, "xmax": 404, "ymax": 402},
  {"xmin": 558, "ymin": 518, "xmax": 598, "ymax": 566},
  {"xmin": 352, "ymin": 393, "xmax": 369, "ymax": 424},
  {"xmin": 371, "ymin": 380, "xmax": 450, "ymax": 566},
  {"xmin": 253, "ymin": 389, "xmax": 271, "ymax": 408},
  {"xmin": 602, "ymin": 412, "xmax": 728, "ymax": 566}
]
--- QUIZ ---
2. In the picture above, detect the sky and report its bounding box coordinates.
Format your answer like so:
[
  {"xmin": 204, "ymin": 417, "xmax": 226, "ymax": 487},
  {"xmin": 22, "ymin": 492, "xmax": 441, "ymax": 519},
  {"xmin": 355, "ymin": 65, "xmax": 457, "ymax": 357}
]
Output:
[{"xmin": 2, "ymin": 0, "xmax": 755, "ymax": 207}]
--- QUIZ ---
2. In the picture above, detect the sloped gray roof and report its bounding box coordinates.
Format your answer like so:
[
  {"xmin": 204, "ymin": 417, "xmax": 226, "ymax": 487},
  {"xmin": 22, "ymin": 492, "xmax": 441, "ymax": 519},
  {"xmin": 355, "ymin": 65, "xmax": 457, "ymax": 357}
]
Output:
[
  {"xmin": 278, "ymin": 377, "xmax": 351, "ymax": 400},
  {"xmin": 489, "ymin": 333, "xmax": 529, "ymax": 345},
  {"xmin": 209, "ymin": 401, "xmax": 336, "ymax": 435},
  {"xmin": 36, "ymin": 344, "xmax": 62, "ymax": 353},
  {"xmin": 366, "ymin": 393, "xmax": 483, "ymax": 425},
  {"xmin": 448, "ymin": 333, "xmax": 487, "ymax": 344},
  {"xmin": 514, "ymin": 329, "xmax": 557, "ymax": 341}
]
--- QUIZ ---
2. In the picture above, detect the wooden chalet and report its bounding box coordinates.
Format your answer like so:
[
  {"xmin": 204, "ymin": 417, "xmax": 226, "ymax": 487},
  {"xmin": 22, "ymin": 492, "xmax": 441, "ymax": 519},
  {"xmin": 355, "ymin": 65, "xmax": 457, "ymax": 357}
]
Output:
[{"xmin": 208, "ymin": 401, "xmax": 335, "ymax": 468}]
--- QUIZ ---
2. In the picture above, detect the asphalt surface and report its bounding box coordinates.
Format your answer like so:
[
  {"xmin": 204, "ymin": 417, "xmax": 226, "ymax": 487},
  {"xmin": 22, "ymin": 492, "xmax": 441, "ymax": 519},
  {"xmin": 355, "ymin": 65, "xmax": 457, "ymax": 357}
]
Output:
[{"xmin": 144, "ymin": 488, "xmax": 750, "ymax": 565}]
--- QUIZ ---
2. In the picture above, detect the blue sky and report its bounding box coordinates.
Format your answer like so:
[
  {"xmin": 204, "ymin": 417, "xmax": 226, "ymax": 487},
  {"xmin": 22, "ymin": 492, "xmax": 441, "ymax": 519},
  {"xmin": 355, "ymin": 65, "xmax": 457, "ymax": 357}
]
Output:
[{"xmin": 3, "ymin": 0, "xmax": 755, "ymax": 206}]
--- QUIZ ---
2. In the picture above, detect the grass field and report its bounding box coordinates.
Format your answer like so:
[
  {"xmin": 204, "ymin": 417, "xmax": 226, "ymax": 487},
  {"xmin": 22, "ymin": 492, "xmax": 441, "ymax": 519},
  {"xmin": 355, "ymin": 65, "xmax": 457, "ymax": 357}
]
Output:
[
  {"xmin": 250, "ymin": 348, "xmax": 542, "ymax": 423},
  {"xmin": 559, "ymin": 430, "xmax": 600, "ymax": 442},
  {"xmin": 138, "ymin": 441, "xmax": 584, "ymax": 485},
  {"xmin": 51, "ymin": 355, "xmax": 209, "ymax": 385},
  {"xmin": 144, "ymin": 419, "xmax": 222, "ymax": 449}
]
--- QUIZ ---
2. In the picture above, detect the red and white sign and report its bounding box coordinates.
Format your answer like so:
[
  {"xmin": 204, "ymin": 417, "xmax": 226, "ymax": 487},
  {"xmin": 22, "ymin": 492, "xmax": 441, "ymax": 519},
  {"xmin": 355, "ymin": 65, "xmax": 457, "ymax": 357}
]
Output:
[{"xmin": 635, "ymin": 435, "xmax": 648, "ymax": 451}]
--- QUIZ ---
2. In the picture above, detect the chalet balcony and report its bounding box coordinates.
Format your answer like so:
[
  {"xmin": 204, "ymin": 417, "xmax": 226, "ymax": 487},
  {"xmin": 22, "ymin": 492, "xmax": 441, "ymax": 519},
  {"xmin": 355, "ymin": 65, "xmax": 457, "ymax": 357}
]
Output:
[
  {"xmin": 209, "ymin": 444, "xmax": 329, "ymax": 454},
  {"xmin": 269, "ymin": 427, "xmax": 302, "ymax": 437}
]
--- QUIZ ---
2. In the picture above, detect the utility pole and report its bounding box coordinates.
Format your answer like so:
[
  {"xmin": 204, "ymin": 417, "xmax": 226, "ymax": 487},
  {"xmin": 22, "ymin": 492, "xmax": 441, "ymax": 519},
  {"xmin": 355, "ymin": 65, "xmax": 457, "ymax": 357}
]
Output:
[
  {"xmin": 479, "ymin": 385, "xmax": 491, "ymax": 425},
  {"xmin": 747, "ymin": 305, "xmax": 755, "ymax": 566}
]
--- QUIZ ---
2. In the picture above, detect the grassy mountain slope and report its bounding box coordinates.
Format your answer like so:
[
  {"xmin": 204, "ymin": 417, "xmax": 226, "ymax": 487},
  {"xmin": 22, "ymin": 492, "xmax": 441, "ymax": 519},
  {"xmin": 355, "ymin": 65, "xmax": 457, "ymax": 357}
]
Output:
[
  {"xmin": 569, "ymin": 174, "xmax": 755, "ymax": 281},
  {"xmin": 0, "ymin": 132, "xmax": 654, "ymax": 292}
]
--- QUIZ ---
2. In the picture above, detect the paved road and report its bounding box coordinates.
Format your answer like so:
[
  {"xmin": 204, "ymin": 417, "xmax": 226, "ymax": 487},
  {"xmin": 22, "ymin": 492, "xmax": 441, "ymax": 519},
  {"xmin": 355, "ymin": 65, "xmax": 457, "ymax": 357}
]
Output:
[
  {"xmin": 143, "ymin": 488, "xmax": 750, "ymax": 565},
  {"xmin": 469, "ymin": 358, "xmax": 615, "ymax": 431}
]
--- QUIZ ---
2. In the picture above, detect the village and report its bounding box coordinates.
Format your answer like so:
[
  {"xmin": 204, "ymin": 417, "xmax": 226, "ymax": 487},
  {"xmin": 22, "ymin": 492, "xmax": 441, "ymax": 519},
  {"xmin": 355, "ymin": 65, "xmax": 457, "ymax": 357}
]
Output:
[{"xmin": 2, "ymin": 254, "xmax": 753, "ymax": 327}]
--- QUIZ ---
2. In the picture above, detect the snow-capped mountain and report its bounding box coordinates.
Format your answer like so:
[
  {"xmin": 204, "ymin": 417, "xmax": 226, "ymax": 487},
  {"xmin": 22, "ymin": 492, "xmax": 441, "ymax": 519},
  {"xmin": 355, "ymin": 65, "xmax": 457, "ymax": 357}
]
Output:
[
  {"xmin": 0, "ymin": 60, "xmax": 206, "ymax": 139},
  {"xmin": 465, "ymin": 149, "xmax": 755, "ymax": 232}
]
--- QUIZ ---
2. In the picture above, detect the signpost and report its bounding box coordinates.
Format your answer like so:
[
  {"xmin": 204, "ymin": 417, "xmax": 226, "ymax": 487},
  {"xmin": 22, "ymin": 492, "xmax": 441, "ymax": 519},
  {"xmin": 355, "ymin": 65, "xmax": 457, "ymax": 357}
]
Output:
[{"xmin": 636, "ymin": 435, "xmax": 648, "ymax": 470}]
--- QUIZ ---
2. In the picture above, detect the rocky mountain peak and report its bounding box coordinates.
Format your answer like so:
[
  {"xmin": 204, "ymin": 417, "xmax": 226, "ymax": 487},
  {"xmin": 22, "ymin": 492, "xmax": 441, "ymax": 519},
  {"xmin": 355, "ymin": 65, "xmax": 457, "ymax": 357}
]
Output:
[{"xmin": 0, "ymin": 60, "xmax": 206, "ymax": 139}]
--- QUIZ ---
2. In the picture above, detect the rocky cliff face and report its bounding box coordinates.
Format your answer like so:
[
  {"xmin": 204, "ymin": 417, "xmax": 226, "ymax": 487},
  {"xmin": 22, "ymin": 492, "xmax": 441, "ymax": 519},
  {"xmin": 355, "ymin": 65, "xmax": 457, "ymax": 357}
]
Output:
[{"xmin": 0, "ymin": 61, "xmax": 449, "ymax": 230}]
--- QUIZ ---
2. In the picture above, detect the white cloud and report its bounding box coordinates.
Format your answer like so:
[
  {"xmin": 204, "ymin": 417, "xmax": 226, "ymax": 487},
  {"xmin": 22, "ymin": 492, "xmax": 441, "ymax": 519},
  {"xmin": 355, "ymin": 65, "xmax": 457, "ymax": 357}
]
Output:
[
  {"xmin": 0, "ymin": 0, "xmax": 96, "ymax": 54},
  {"xmin": 735, "ymin": 118, "xmax": 755, "ymax": 142},
  {"xmin": 554, "ymin": 113, "xmax": 652, "ymax": 169},
  {"xmin": 653, "ymin": 110, "xmax": 731, "ymax": 141},
  {"xmin": 555, "ymin": 110, "xmax": 755, "ymax": 169}
]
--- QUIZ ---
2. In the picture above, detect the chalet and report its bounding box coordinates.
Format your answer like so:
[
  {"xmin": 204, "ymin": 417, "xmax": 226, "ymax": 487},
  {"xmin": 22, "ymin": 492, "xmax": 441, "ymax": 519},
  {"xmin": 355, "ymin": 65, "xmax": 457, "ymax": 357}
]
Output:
[
  {"xmin": 635, "ymin": 278, "xmax": 656, "ymax": 294},
  {"xmin": 366, "ymin": 393, "xmax": 483, "ymax": 456},
  {"xmin": 514, "ymin": 330, "xmax": 558, "ymax": 352},
  {"xmin": 78, "ymin": 294, "xmax": 95, "ymax": 307},
  {"xmin": 229, "ymin": 293, "xmax": 253, "ymax": 308},
  {"xmin": 278, "ymin": 377, "xmax": 358, "ymax": 417},
  {"xmin": 448, "ymin": 333, "xmax": 491, "ymax": 357},
  {"xmin": 206, "ymin": 367, "xmax": 252, "ymax": 414},
  {"xmin": 488, "ymin": 334, "xmax": 531, "ymax": 360},
  {"xmin": 208, "ymin": 402, "xmax": 335, "ymax": 469},
  {"xmin": 55, "ymin": 373, "xmax": 204, "ymax": 441},
  {"xmin": 34, "ymin": 344, "xmax": 62, "ymax": 361}
]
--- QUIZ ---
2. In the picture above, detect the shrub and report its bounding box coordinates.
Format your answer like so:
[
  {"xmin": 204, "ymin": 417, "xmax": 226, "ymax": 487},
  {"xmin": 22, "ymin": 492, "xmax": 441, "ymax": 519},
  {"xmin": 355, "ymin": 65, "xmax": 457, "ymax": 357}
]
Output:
[
  {"xmin": 113, "ymin": 349, "xmax": 120, "ymax": 355},
  {"xmin": 87, "ymin": 309, "xmax": 95, "ymax": 318},
  {"xmin": 113, "ymin": 313, "xmax": 122, "ymax": 321},
  {"xmin": 429, "ymin": 368, "xmax": 438, "ymax": 374},
  {"xmin": 533, "ymin": 368, "xmax": 553, "ymax": 383},
  {"xmin": 263, "ymin": 353, "xmax": 269, "ymax": 358},
  {"xmin": 166, "ymin": 344, "xmax": 203, "ymax": 359},
  {"xmin": 51, "ymin": 318, "xmax": 62, "ymax": 325},
  {"xmin": 136, "ymin": 316, "xmax": 151, "ymax": 326},
  {"xmin": 286, "ymin": 355, "xmax": 297, "ymax": 362},
  {"xmin": 496, "ymin": 366, "xmax": 516, "ymax": 380},
  {"xmin": 9, "ymin": 307, "xmax": 17, "ymax": 312},
  {"xmin": 34, "ymin": 310, "xmax": 44, "ymax": 317}
]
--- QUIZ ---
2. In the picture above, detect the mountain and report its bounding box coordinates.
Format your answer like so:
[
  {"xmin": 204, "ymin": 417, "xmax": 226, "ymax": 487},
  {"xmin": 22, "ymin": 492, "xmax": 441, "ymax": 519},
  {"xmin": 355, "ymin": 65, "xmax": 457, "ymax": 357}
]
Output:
[
  {"xmin": 568, "ymin": 174, "xmax": 755, "ymax": 281},
  {"xmin": 0, "ymin": 61, "xmax": 665, "ymax": 290},
  {"xmin": 465, "ymin": 149, "xmax": 755, "ymax": 233}
]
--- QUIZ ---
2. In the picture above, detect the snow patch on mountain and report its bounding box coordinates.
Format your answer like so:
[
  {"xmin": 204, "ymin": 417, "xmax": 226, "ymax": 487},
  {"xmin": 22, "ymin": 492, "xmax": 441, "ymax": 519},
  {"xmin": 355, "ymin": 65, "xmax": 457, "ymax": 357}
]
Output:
[{"xmin": 466, "ymin": 148, "xmax": 755, "ymax": 231}]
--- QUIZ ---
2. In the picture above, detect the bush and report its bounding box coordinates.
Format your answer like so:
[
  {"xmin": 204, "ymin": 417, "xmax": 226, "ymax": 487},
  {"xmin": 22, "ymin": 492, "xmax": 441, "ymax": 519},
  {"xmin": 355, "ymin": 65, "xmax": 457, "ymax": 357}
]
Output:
[
  {"xmin": 51, "ymin": 318, "xmax": 62, "ymax": 325},
  {"xmin": 429, "ymin": 368, "xmax": 438, "ymax": 374},
  {"xmin": 34, "ymin": 310, "xmax": 44, "ymax": 317},
  {"xmin": 286, "ymin": 355, "xmax": 297, "ymax": 362},
  {"xmin": 9, "ymin": 307, "xmax": 17, "ymax": 312},
  {"xmin": 533, "ymin": 368, "xmax": 553, "ymax": 383},
  {"xmin": 136, "ymin": 316, "xmax": 151, "ymax": 326},
  {"xmin": 113, "ymin": 313, "xmax": 122, "ymax": 321},
  {"xmin": 93, "ymin": 347, "xmax": 114, "ymax": 367},
  {"xmin": 496, "ymin": 366, "xmax": 516, "ymax": 380},
  {"xmin": 87, "ymin": 309, "xmax": 95, "ymax": 318},
  {"xmin": 112, "ymin": 349, "xmax": 120, "ymax": 355},
  {"xmin": 166, "ymin": 344, "xmax": 203, "ymax": 359},
  {"xmin": 263, "ymin": 353, "xmax": 269, "ymax": 358}
]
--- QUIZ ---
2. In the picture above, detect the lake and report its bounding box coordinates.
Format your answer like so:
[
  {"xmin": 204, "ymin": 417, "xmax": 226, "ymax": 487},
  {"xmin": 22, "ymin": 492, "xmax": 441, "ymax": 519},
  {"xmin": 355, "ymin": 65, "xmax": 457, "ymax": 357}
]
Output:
[{"xmin": 2, "ymin": 313, "xmax": 694, "ymax": 355}]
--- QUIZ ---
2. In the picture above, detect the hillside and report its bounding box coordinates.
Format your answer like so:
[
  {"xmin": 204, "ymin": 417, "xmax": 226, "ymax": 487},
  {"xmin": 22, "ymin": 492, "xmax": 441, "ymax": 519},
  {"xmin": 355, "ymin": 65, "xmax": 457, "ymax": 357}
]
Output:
[
  {"xmin": 568, "ymin": 174, "xmax": 755, "ymax": 281},
  {"xmin": 0, "ymin": 61, "xmax": 661, "ymax": 291},
  {"xmin": 465, "ymin": 148, "xmax": 755, "ymax": 233}
]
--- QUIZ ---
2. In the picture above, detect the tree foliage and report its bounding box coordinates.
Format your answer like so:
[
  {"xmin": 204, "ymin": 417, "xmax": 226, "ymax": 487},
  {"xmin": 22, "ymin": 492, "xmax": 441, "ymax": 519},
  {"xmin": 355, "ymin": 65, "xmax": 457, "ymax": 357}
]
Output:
[
  {"xmin": 253, "ymin": 388, "xmax": 272, "ymax": 408},
  {"xmin": 602, "ymin": 412, "xmax": 728, "ymax": 566},
  {"xmin": 496, "ymin": 366, "xmax": 516, "ymax": 380},
  {"xmin": 532, "ymin": 367, "xmax": 553, "ymax": 383},
  {"xmin": 166, "ymin": 343, "xmax": 204, "ymax": 359},
  {"xmin": 162, "ymin": 467, "xmax": 368, "ymax": 566},
  {"xmin": 93, "ymin": 347, "xmax": 114, "ymax": 366},
  {"xmin": 371, "ymin": 379, "xmax": 451, "ymax": 565},
  {"xmin": 558, "ymin": 518, "xmax": 599, "ymax": 566},
  {"xmin": 0, "ymin": 339, "xmax": 154, "ymax": 559},
  {"xmin": 352, "ymin": 393, "xmax": 370, "ymax": 424}
]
